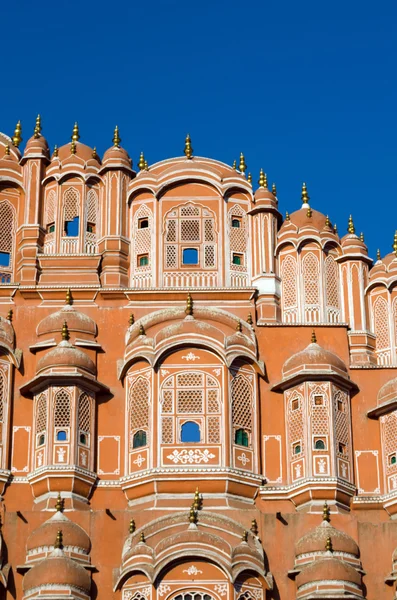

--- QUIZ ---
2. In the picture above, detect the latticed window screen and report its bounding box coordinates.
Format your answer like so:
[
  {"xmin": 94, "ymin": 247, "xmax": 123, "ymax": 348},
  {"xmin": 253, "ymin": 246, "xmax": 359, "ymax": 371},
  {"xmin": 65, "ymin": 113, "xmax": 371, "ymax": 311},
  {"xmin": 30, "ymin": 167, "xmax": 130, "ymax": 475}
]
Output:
[
  {"xmin": 160, "ymin": 370, "xmax": 221, "ymax": 444},
  {"xmin": 302, "ymin": 252, "xmax": 320, "ymax": 307},
  {"xmin": 286, "ymin": 390, "xmax": 305, "ymax": 459},
  {"xmin": 164, "ymin": 203, "xmax": 216, "ymax": 270},
  {"xmin": 78, "ymin": 393, "xmax": 91, "ymax": 434},
  {"xmin": 0, "ymin": 370, "xmax": 6, "ymax": 425},
  {"xmin": 36, "ymin": 393, "xmax": 47, "ymax": 435},
  {"xmin": 281, "ymin": 254, "xmax": 298, "ymax": 321},
  {"xmin": 133, "ymin": 206, "xmax": 152, "ymax": 270},
  {"xmin": 54, "ymin": 390, "xmax": 71, "ymax": 427},
  {"xmin": 324, "ymin": 255, "xmax": 340, "ymax": 320},
  {"xmin": 310, "ymin": 385, "xmax": 329, "ymax": 436},
  {"xmin": 231, "ymin": 375, "xmax": 253, "ymax": 437},
  {"xmin": 382, "ymin": 411, "xmax": 397, "ymax": 474},
  {"xmin": 63, "ymin": 187, "xmax": 80, "ymax": 221},
  {"xmin": 86, "ymin": 190, "xmax": 98, "ymax": 225},
  {"xmin": 0, "ymin": 201, "xmax": 15, "ymax": 257},
  {"xmin": 45, "ymin": 190, "xmax": 56, "ymax": 225},
  {"xmin": 129, "ymin": 376, "xmax": 150, "ymax": 449},
  {"xmin": 333, "ymin": 389, "xmax": 350, "ymax": 464},
  {"xmin": 229, "ymin": 205, "xmax": 247, "ymax": 271},
  {"xmin": 374, "ymin": 296, "xmax": 391, "ymax": 351}
]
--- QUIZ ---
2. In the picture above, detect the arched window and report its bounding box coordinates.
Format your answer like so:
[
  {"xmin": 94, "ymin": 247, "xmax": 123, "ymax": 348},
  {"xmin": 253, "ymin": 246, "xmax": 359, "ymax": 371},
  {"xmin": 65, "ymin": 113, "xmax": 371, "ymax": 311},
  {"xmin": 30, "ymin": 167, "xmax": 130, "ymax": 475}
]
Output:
[
  {"xmin": 302, "ymin": 252, "xmax": 320, "ymax": 322},
  {"xmin": 78, "ymin": 393, "xmax": 91, "ymax": 447},
  {"xmin": 85, "ymin": 189, "xmax": 98, "ymax": 253},
  {"xmin": 54, "ymin": 389, "xmax": 71, "ymax": 428},
  {"xmin": 133, "ymin": 430, "xmax": 147, "ymax": 448},
  {"xmin": 324, "ymin": 253, "xmax": 340, "ymax": 323},
  {"xmin": 235, "ymin": 428, "xmax": 249, "ymax": 447},
  {"xmin": 44, "ymin": 190, "xmax": 56, "ymax": 233},
  {"xmin": 0, "ymin": 200, "xmax": 15, "ymax": 281},
  {"xmin": 181, "ymin": 421, "xmax": 201, "ymax": 442},
  {"xmin": 129, "ymin": 376, "xmax": 150, "ymax": 452},
  {"xmin": 281, "ymin": 253, "xmax": 298, "ymax": 323},
  {"xmin": 232, "ymin": 374, "xmax": 253, "ymax": 448},
  {"xmin": 62, "ymin": 187, "xmax": 80, "ymax": 238},
  {"xmin": 56, "ymin": 430, "xmax": 67, "ymax": 441},
  {"xmin": 315, "ymin": 439, "xmax": 325, "ymax": 450},
  {"xmin": 373, "ymin": 295, "xmax": 392, "ymax": 365}
]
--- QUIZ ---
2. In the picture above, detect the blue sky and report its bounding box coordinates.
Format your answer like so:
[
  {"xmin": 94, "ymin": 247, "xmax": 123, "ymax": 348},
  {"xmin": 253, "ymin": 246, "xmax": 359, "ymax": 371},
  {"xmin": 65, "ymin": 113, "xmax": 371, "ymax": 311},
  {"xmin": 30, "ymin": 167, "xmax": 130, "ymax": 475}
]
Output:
[{"xmin": 1, "ymin": 0, "xmax": 396, "ymax": 258}]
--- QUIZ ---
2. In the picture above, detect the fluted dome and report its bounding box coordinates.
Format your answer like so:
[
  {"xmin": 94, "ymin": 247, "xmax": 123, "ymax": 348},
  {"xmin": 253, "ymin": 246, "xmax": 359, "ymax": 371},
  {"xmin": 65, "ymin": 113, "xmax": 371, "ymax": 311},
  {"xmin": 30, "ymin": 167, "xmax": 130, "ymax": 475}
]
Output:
[
  {"xmin": 102, "ymin": 145, "xmax": 131, "ymax": 168},
  {"xmin": 378, "ymin": 377, "xmax": 397, "ymax": 406},
  {"xmin": 282, "ymin": 340, "xmax": 347, "ymax": 379},
  {"xmin": 296, "ymin": 556, "xmax": 361, "ymax": 588},
  {"xmin": 57, "ymin": 142, "xmax": 95, "ymax": 162},
  {"xmin": 295, "ymin": 520, "xmax": 359, "ymax": 557},
  {"xmin": 369, "ymin": 252, "xmax": 397, "ymax": 282},
  {"xmin": 36, "ymin": 341, "xmax": 96, "ymax": 376},
  {"xmin": 37, "ymin": 306, "xmax": 97, "ymax": 338},
  {"xmin": 27, "ymin": 512, "xmax": 90, "ymax": 555},
  {"xmin": 341, "ymin": 232, "xmax": 367, "ymax": 253},
  {"xmin": 23, "ymin": 549, "xmax": 91, "ymax": 593},
  {"xmin": 24, "ymin": 134, "xmax": 50, "ymax": 158},
  {"xmin": 280, "ymin": 207, "xmax": 328, "ymax": 232}
]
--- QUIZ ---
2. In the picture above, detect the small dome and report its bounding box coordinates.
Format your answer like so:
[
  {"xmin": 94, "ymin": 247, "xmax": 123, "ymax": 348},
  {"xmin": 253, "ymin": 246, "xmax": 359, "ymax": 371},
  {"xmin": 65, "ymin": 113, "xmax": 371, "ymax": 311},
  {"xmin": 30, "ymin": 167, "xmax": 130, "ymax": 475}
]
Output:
[
  {"xmin": 254, "ymin": 187, "xmax": 276, "ymax": 203},
  {"xmin": 341, "ymin": 233, "xmax": 367, "ymax": 253},
  {"xmin": 57, "ymin": 142, "xmax": 95, "ymax": 163},
  {"xmin": 282, "ymin": 340, "xmax": 347, "ymax": 379},
  {"xmin": 295, "ymin": 520, "xmax": 359, "ymax": 557},
  {"xmin": 24, "ymin": 134, "xmax": 50, "ymax": 158},
  {"xmin": 0, "ymin": 316, "xmax": 14, "ymax": 350},
  {"xmin": 378, "ymin": 377, "xmax": 397, "ymax": 406},
  {"xmin": 102, "ymin": 145, "xmax": 131, "ymax": 168},
  {"xmin": 280, "ymin": 207, "xmax": 328, "ymax": 232},
  {"xmin": 27, "ymin": 512, "xmax": 90, "ymax": 555},
  {"xmin": 36, "ymin": 341, "xmax": 96, "ymax": 376},
  {"xmin": 37, "ymin": 306, "xmax": 97, "ymax": 338},
  {"xmin": 296, "ymin": 556, "xmax": 362, "ymax": 588},
  {"xmin": 23, "ymin": 550, "xmax": 91, "ymax": 593}
]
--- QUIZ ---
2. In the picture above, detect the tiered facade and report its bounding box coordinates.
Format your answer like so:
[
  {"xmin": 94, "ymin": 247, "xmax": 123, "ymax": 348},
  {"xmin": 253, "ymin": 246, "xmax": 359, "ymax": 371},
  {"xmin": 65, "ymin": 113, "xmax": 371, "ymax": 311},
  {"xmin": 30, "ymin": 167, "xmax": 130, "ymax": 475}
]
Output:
[{"xmin": 0, "ymin": 118, "xmax": 396, "ymax": 598}]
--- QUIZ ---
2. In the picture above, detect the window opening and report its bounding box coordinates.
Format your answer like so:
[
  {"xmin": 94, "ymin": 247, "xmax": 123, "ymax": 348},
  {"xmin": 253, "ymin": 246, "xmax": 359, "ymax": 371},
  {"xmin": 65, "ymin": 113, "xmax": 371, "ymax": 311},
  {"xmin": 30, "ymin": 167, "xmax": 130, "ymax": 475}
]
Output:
[
  {"xmin": 138, "ymin": 218, "xmax": 149, "ymax": 229},
  {"xmin": 80, "ymin": 433, "xmax": 87, "ymax": 445},
  {"xmin": 56, "ymin": 430, "xmax": 67, "ymax": 441},
  {"xmin": 314, "ymin": 438, "xmax": 326, "ymax": 450},
  {"xmin": 293, "ymin": 442, "xmax": 301, "ymax": 455},
  {"xmin": 232, "ymin": 253, "xmax": 243, "ymax": 265},
  {"xmin": 0, "ymin": 253, "xmax": 10, "ymax": 268},
  {"xmin": 38, "ymin": 434, "xmax": 45, "ymax": 446},
  {"xmin": 292, "ymin": 398, "xmax": 299, "ymax": 411},
  {"xmin": 133, "ymin": 430, "xmax": 147, "ymax": 448},
  {"xmin": 47, "ymin": 223, "xmax": 55, "ymax": 234},
  {"xmin": 314, "ymin": 395, "xmax": 324, "ymax": 406},
  {"xmin": 232, "ymin": 217, "xmax": 241, "ymax": 228},
  {"xmin": 65, "ymin": 216, "xmax": 79, "ymax": 237},
  {"xmin": 235, "ymin": 428, "xmax": 249, "ymax": 447},
  {"xmin": 138, "ymin": 254, "xmax": 149, "ymax": 267},
  {"xmin": 182, "ymin": 248, "xmax": 199, "ymax": 265},
  {"xmin": 338, "ymin": 442, "xmax": 347, "ymax": 454},
  {"xmin": 181, "ymin": 421, "xmax": 201, "ymax": 443}
]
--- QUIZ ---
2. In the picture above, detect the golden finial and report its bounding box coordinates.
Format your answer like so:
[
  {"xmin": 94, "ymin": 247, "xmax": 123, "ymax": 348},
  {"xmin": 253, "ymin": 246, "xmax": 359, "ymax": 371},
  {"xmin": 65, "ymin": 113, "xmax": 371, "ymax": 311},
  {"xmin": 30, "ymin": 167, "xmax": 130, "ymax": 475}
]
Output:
[
  {"xmin": 325, "ymin": 535, "xmax": 333, "ymax": 552},
  {"xmin": 65, "ymin": 289, "xmax": 72, "ymax": 306},
  {"xmin": 239, "ymin": 153, "xmax": 247, "ymax": 175},
  {"xmin": 113, "ymin": 125, "xmax": 121, "ymax": 148},
  {"xmin": 92, "ymin": 147, "xmax": 98, "ymax": 160},
  {"xmin": 185, "ymin": 292, "xmax": 193, "ymax": 316},
  {"xmin": 184, "ymin": 134, "xmax": 193, "ymax": 159},
  {"xmin": 360, "ymin": 232, "xmax": 364, "ymax": 242},
  {"xmin": 306, "ymin": 206, "xmax": 312, "ymax": 217},
  {"xmin": 250, "ymin": 519, "xmax": 258, "ymax": 536},
  {"xmin": 71, "ymin": 122, "xmax": 80, "ymax": 142},
  {"xmin": 242, "ymin": 531, "xmax": 248, "ymax": 543},
  {"xmin": 348, "ymin": 215, "xmax": 355, "ymax": 235},
  {"xmin": 61, "ymin": 321, "xmax": 70, "ymax": 341},
  {"xmin": 70, "ymin": 140, "xmax": 77, "ymax": 155},
  {"xmin": 285, "ymin": 211, "xmax": 290, "ymax": 221},
  {"xmin": 247, "ymin": 313, "xmax": 253, "ymax": 326},
  {"xmin": 258, "ymin": 168, "xmax": 267, "ymax": 188},
  {"xmin": 393, "ymin": 231, "xmax": 397, "ymax": 256},
  {"xmin": 232, "ymin": 159, "xmax": 237, "ymax": 170},
  {"xmin": 272, "ymin": 182, "xmax": 277, "ymax": 196},
  {"xmin": 129, "ymin": 519, "xmax": 136, "ymax": 534},
  {"xmin": 129, "ymin": 314, "xmax": 135, "ymax": 326},
  {"xmin": 301, "ymin": 182, "xmax": 310, "ymax": 204},
  {"xmin": 325, "ymin": 215, "xmax": 330, "ymax": 227},
  {"xmin": 12, "ymin": 121, "xmax": 22, "ymax": 148},
  {"xmin": 311, "ymin": 329, "xmax": 317, "ymax": 344},
  {"xmin": 138, "ymin": 152, "xmax": 146, "ymax": 171},
  {"xmin": 322, "ymin": 501, "xmax": 330, "ymax": 522},
  {"xmin": 139, "ymin": 531, "xmax": 145, "ymax": 543},
  {"xmin": 54, "ymin": 529, "xmax": 63, "ymax": 549},
  {"xmin": 189, "ymin": 506, "xmax": 198, "ymax": 524},
  {"xmin": 377, "ymin": 249, "xmax": 381, "ymax": 261},
  {"xmin": 7, "ymin": 309, "xmax": 13, "ymax": 322},
  {"xmin": 236, "ymin": 320, "xmax": 242, "ymax": 333},
  {"xmin": 193, "ymin": 487, "xmax": 201, "ymax": 511},
  {"xmin": 144, "ymin": 160, "xmax": 148, "ymax": 171},
  {"xmin": 139, "ymin": 324, "xmax": 145, "ymax": 336},
  {"xmin": 333, "ymin": 223, "xmax": 338, "ymax": 235},
  {"xmin": 53, "ymin": 145, "xmax": 58, "ymax": 158},
  {"xmin": 55, "ymin": 493, "xmax": 64, "ymax": 513},
  {"xmin": 4, "ymin": 145, "xmax": 10, "ymax": 156},
  {"xmin": 247, "ymin": 173, "xmax": 252, "ymax": 185},
  {"xmin": 34, "ymin": 114, "xmax": 42, "ymax": 138}
]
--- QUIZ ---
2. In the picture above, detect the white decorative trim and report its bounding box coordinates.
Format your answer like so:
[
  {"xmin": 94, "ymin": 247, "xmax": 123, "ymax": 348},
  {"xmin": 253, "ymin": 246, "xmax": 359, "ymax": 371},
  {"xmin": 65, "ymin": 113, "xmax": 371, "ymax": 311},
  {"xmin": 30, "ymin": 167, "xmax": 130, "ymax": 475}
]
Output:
[
  {"xmin": 182, "ymin": 352, "xmax": 200, "ymax": 361},
  {"xmin": 183, "ymin": 565, "xmax": 203, "ymax": 576},
  {"xmin": 167, "ymin": 449, "xmax": 215, "ymax": 464}
]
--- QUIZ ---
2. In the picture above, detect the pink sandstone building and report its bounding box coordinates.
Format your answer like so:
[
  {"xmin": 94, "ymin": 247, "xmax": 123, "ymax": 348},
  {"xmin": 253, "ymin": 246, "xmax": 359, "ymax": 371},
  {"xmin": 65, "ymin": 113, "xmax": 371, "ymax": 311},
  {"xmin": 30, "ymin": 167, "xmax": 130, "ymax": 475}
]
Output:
[{"xmin": 0, "ymin": 117, "xmax": 395, "ymax": 598}]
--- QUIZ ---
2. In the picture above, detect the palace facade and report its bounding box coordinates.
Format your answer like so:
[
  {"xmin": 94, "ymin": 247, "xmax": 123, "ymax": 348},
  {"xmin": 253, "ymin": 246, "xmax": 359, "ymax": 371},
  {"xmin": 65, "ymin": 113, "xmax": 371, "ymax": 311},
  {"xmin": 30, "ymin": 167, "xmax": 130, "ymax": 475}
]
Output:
[{"xmin": 0, "ymin": 118, "xmax": 396, "ymax": 599}]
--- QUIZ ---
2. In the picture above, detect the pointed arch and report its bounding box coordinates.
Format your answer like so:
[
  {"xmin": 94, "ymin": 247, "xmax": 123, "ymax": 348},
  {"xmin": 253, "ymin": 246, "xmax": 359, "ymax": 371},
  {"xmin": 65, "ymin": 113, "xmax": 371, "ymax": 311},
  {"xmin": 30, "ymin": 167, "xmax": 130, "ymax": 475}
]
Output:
[
  {"xmin": 0, "ymin": 200, "xmax": 16, "ymax": 282},
  {"xmin": 302, "ymin": 252, "xmax": 320, "ymax": 323},
  {"xmin": 324, "ymin": 254, "xmax": 340, "ymax": 323},
  {"xmin": 373, "ymin": 295, "xmax": 391, "ymax": 365},
  {"xmin": 281, "ymin": 253, "xmax": 298, "ymax": 323}
]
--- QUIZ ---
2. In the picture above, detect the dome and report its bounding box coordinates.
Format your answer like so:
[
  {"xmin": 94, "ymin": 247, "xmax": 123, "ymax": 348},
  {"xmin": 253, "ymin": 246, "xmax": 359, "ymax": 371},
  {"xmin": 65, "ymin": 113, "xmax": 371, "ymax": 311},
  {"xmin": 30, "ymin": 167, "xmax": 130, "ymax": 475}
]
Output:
[
  {"xmin": 23, "ymin": 549, "xmax": 91, "ymax": 593},
  {"xmin": 280, "ymin": 207, "xmax": 328, "ymax": 232},
  {"xmin": 27, "ymin": 511, "xmax": 91, "ymax": 555},
  {"xmin": 369, "ymin": 252, "xmax": 397, "ymax": 282},
  {"xmin": 57, "ymin": 141, "xmax": 96, "ymax": 163},
  {"xmin": 341, "ymin": 233, "xmax": 367, "ymax": 253},
  {"xmin": 24, "ymin": 134, "xmax": 50, "ymax": 158},
  {"xmin": 296, "ymin": 556, "xmax": 362, "ymax": 588},
  {"xmin": 36, "ymin": 341, "xmax": 96, "ymax": 376},
  {"xmin": 282, "ymin": 340, "xmax": 347, "ymax": 379},
  {"xmin": 37, "ymin": 306, "xmax": 97, "ymax": 338},
  {"xmin": 377, "ymin": 377, "xmax": 397, "ymax": 406},
  {"xmin": 295, "ymin": 520, "xmax": 359, "ymax": 557},
  {"xmin": 102, "ymin": 145, "xmax": 131, "ymax": 168},
  {"xmin": 254, "ymin": 186, "xmax": 277, "ymax": 204}
]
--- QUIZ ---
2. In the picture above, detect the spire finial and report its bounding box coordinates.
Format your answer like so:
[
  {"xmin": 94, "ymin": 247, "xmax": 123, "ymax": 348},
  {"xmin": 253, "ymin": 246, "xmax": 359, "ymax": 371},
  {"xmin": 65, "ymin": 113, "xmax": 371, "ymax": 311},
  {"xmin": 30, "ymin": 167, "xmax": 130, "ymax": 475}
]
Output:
[
  {"xmin": 129, "ymin": 519, "xmax": 136, "ymax": 534},
  {"xmin": 232, "ymin": 159, "xmax": 237, "ymax": 170},
  {"xmin": 311, "ymin": 329, "xmax": 317, "ymax": 344},
  {"xmin": 12, "ymin": 121, "xmax": 22, "ymax": 148},
  {"xmin": 247, "ymin": 313, "xmax": 253, "ymax": 326},
  {"xmin": 54, "ymin": 529, "xmax": 63, "ymax": 549},
  {"xmin": 236, "ymin": 320, "xmax": 243, "ymax": 333},
  {"xmin": 138, "ymin": 151, "xmax": 146, "ymax": 171},
  {"xmin": 70, "ymin": 140, "xmax": 77, "ymax": 154},
  {"xmin": 4, "ymin": 145, "xmax": 10, "ymax": 156},
  {"xmin": 193, "ymin": 487, "xmax": 201, "ymax": 511},
  {"xmin": 377, "ymin": 248, "xmax": 381, "ymax": 261},
  {"xmin": 7, "ymin": 309, "xmax": 13, "ymax": 322},
  {"xmin": 247, "ymin": 173, "xmax": 252, "ymax": 185},
  {"xmin": 325, "ymin": 535, "xmax": 333, "ymax": 552},
  {"xmin": 34, "ymin": 114, "xmax": 42, "ymax": 138},
  {"xmin": 184, "ymin": 134, "xmax": 193, "ymax": 159},
  {"xmin": 306, "ymin": 206, "xmax": 312, "ymax": 217},
  {"xmin": 144, "ymin": 160, "xmax": 149, "ymax": 171},
  {"xmin": 239, "ymin": 152, "xmax": 247, "ymax": 175},
  {"xmin": 71, "ymin": 122, "xmax": 80, "ymax": 142},
  {"xmin": 325, "ymin": 215, "xmax": 330, "ymax": 227},
  {"xmin": 128, "ymin": 313, "xmax": 135, "ymax": 326},
  {"xmin": 139, "ymin": 531, "xmax": 145, "ymax": 543},
  {"xmin": 61, "ymin": 321, "xmax": 70, "ymax": 341},
  {"xmin": 189, "ymin": 506, "xmax": 198, "ymax": 524},
  {"xmin": 113, "ymin": 125, "xmax": 121, "ymax": 148},
  {"xmin": 333, "ymin": 223, "xmax": 338, "ymax": 235},
  {"xmin": 348, "ymin": 214, "xmax": 355, "ymax": 234},
  {"xmin": 185, "ymin": 292, "xmax": 193, "ymax": 316},
  {"xmin": 322, "ymin": 501, "xmax": 330, "ymax": 522},
  {"xmin": 139, "ymin": 324, "xmax": 145, "ymax": 336},
  {"xmin": 258, "ymin": 168, "xmax": 267, "ymax": 188},
  {"xmin": 285, "ymin": 211, "xmax": 290, "ymax": 221},
  {"xmin": 393, "ymin": 231, "xmax": 397, "ymax": 256},
  {"xmin": 250, "ymin": 519, "xmax": 259, "ymax": 536},
  {"xmin": 92, "ymin": 147, "xmax": 98, "ymax": 159},
  {"xmin": 272, "ymin": 182, "xmax": 277, "ymax": 196},
  {"xmin": 55, "ymin": 493, "xmax": 64, "ymax": 513},
  {"xmin": 65, "ymin": 289, "xmax": 72, "ymax": 306},
  {"xmin": 301, "ymin": 182, "xmax": 310, "ymax": 204},
  {"xmin": 360, "ymin": 232, "xmax": 364, "ymax": 242},
  {"xmin": 242, "ymin": 531, "xmax": 248, "ymax": 543},
  {"xmin": 53, "ymin": 145, "xmax": 58, "ymax": 158}
]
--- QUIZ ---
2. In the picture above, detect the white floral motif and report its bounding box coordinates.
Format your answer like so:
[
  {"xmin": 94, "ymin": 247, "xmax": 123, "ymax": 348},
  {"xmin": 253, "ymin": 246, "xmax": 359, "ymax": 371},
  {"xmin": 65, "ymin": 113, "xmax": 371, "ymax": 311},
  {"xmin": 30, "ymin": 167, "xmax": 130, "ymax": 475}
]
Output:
[
  {"xmin": 318, "ymin": 459, "xmax": 326, "ymax": 473},
  {"xmin": 183, "ymin": 565, "xmax": 203, "ymax": 576},
  {"xmin": 57, "ymin": 447, "xmax": 66, "ymax": 463},
  {"xmin": 161, "ymin": 370, "xmax": 170, "ymax": 377},
  {"xmin": 295, "ymin": 464, "xmax": 302, "ymax": 478},
  {"xmin": 212, "ymin": 368, "xmax": 221, "ymax": 376},
  {"xmin": 37, "ymin": 452, "xmax": 43, "ymax": 467},
  {"xmin": 182, "ymin": 352, "xmax": 200, "ymax": 361},
  {"xmin": 133, "ymin": 454, "xmax": 146, "ymax": 468},
  {"xmin": 157, "ymin": 584, "xmax": 171, "ymax": 597},
  {"xmin": 214, "ymin": 584, "xmax": 228, "ymax": 596},
  {"xmin": 167, "ymin": 449, "xmax": 215, "ymax": 464},
  {"xmin": 237, "ymin": 453, "xmax": 250, "ymax": 466},
  {"xmin": 80, "ymin": 450, "xmax": 87, "ymax": 467},
  {"xmin": 341, "ymin": 462, "xmax": 348, "ymax": 478}
]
